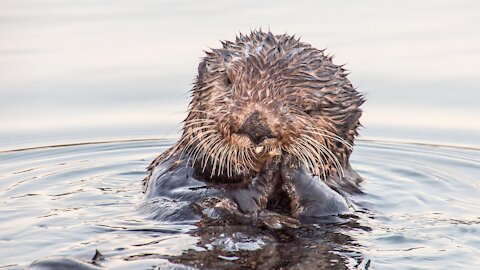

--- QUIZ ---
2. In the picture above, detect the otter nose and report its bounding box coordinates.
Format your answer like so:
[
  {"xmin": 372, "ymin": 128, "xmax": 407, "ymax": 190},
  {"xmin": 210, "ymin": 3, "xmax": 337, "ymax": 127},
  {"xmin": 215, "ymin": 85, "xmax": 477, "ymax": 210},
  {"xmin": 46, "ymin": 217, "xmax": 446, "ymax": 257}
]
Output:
[{"xmin": 238, "ymin": 111, "xmax": 274, "ymax": 145}]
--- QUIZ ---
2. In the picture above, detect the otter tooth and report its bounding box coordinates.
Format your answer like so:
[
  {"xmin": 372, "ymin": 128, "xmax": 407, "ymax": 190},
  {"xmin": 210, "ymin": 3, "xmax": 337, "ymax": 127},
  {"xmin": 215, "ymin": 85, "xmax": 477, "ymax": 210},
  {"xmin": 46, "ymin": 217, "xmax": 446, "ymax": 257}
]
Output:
[
  {"xmin": 268, "ymin": 149, "xmax": 281, "ymax": 157},
  {"xmin": 255, "ymin": 146, "xmax": 264, "ymax": 154}
]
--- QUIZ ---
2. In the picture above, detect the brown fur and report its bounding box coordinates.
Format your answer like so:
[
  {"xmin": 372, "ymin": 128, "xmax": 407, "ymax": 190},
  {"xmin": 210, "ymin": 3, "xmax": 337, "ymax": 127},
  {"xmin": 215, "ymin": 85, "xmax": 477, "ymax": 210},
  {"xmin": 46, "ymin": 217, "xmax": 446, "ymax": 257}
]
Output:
[{"xmin": 144, "ymin": 30, "xmax": 364, "ymax": 193}]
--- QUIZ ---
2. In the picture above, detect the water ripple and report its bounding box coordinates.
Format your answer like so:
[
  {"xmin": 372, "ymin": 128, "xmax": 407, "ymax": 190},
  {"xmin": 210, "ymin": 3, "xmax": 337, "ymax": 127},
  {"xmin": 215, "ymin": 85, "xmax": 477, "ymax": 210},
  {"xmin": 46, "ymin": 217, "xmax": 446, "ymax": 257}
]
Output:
[{"xmin": 0, "ymin": 139, "xmax": 479, "ymax": 269}]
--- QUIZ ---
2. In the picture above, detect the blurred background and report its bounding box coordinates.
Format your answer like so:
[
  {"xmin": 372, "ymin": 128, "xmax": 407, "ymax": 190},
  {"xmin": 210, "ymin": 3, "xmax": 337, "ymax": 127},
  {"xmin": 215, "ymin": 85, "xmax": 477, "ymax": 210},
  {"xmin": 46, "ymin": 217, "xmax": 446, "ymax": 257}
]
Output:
[{"xmin": 1, "ymin": 0, "xmax": 479, "ymax": 150}]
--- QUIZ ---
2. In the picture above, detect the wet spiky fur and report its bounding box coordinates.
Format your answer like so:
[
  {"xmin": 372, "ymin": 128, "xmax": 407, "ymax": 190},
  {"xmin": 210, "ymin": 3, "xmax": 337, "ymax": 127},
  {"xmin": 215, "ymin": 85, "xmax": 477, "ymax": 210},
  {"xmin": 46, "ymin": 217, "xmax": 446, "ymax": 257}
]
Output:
[{"xmin": 144, "ymin": 30, "xmax": 364, "ymax": 192}]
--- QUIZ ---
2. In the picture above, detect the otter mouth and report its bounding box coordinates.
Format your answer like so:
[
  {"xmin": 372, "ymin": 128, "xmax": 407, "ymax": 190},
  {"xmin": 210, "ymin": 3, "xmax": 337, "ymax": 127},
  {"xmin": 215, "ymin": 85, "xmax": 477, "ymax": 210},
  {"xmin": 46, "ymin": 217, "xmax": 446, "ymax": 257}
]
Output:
[
  {"xmin": 230, "ymin": 132, "xmax": 283, "ymax": 169},
  {"xmin": 253, "ymin": 145, "xmax": 281, "ymax": 156},
  {"xmin": 254, "ymin": 145, "xmax": 264, "ymax": 154},
  {"xmin": 236, "ymin": 110, "xmax": 276, "ymax": 145},
  {"xmin": 230, "ymin": 109, "xmax": 284, "ymax": 161}
]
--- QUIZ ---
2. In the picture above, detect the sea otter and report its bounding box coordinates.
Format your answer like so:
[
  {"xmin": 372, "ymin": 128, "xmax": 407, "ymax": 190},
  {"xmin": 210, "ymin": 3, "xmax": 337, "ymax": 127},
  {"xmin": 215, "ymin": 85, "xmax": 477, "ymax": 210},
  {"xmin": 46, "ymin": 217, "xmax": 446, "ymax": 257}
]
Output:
[{"xmin": 142, "ymin": 30, "xmax": 364, "ymax": 229}]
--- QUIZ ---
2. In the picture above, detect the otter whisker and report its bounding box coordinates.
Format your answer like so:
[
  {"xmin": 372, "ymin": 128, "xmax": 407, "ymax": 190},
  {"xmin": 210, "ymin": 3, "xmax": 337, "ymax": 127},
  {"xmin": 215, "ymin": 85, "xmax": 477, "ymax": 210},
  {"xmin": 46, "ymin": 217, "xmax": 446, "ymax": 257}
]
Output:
[
  {"xmin": 295, "ymin": 142, "xmax": 318, "ymax": 176},
  {"xmin": 225, "ymin": 144, "xmax": 233, "ymax": 178},
  {"xmin": 184, "ymin": 126, "xmax": 217, "ymax": 139},
  {"xmin": 183, "ymin": 117, "xmax": 216, "ymax": 123},
  {"xmin": 210, "ymin": 142, "xmax": 222, "ymax": 176},
  {"xmin": 237, "ymin": 148, "xmax": 245, "ymax": 174},
  {"xmin": 169, "ymin": 133, "xmax": 193, "ymax": 159},
  {"xmin": 232, "ymin": 147, "xmax": 241, "ymax": 175},
  {"xmin": 228, "ymin": 144, "xmax": 238, "ymax": 177},
  {"xmin": 308, "ymin": 127, "xmax": 346, "ymax": 143},
  {"xmin": 225, "ymin": 144, "xmax": 233, "ymax": 177},
  {"xmin": 301, "ymin": 133, "xmax": 339, "ymax": 175},
  {"xmin": 186, "ymin": 144, "xmax": 200, "ymax": 168},
  {"xmin": 298, "ymin": 136, "xmax": 327, "ymax": 179},
  {"xmin": 209, "ymin": 142, "xmax": 220, "ymax": 176},
  {"xmin": 218, "ymin": 142, "xmax": 232, "ymax": 176},
  {"xmin": 318, "ymin": 142, "xmax": 345, "ymax": 177},
  {"xmin": 187, "ymin": 138, "xmax": 207, "ymax": 168},
  {"xmin": 243, "ymin": 148, "xmax": 256, "ymax": 169},
  {"xmin": 241, "ymin": 148, "xmax": 254, "ymax": 172},
  {"xmin": 297, "ymin": 141, "xmax": 322, "ymax": 177},
  {"xmin": 179, "ymin": 135, "xmax": 199, "ymax": 160},
  {"xmin": 302, "ymin": 134, "xmax": 344, "ymax": 178},
  {"xmin": 308, "ymin": 127, "xmax": 353, "ymax": 149},
  {"xmin": 182, "ymin": 123, "xmax": 213, "ymax": 131},
  {"xmin": 186, "ymin": 109, "xmax": 215, "ymax": 114},
  {"xmin": 209, "ymin": 138, "xmax": 224, "ymax": 176},
  {"xmin": 231, "ymin": 148, "xmax": 239, "ymax": 175},
  {"xmin": 217, "ymin": 143, "xmax": 230, "ymax": 176},
  {"xmin": 185, "ymin": 125, "xmax": 216, "ymax": 134},
  {"xmin": 237, "ymin": 148, "xmax": 248, "ymax": 174},
  {"xmin": 213, "ymin": 139, "xmax": 230, "ymax": 177},
  {"xmin": 194, "ymin": 128, "xmax": 218, "ymax": 139},
  {"xmin": 201, "ymin": 136, "xmax": 222, "ymax": 172},
  {"xmin": 180, "ymin": 130, "xmax": 217, "ymax": 160},
  {"xmin": 284, "ymin": 145, "xmax": 304, "ymax": 170},
  {"xmin": 183, "ymin": 120, "xmax": 216, "ymax": 129},
  {"xmin": 287, "ymin": 144, "xmax": 317, "ymax": 177},
  {"xmin": 306, "ymin": 130, "xmax": 352, "ymax": 151},
  {"xmin": 178, "ymin": 125, "xmax": 213, "ymax": 149},
  {"xmin": 221, "ymin": 143, "xmax": 231, "ymax": 177},
  {"xmin": 314, "ymin": 127, "xmax": 351, "ymax": 144},
  {"xmin": 188, "ymin": 133, "xmax": 219, "ymax": 168},
  {"xmin": 226, "ymin": 143, "xmax": 235, "ymax": 178}
]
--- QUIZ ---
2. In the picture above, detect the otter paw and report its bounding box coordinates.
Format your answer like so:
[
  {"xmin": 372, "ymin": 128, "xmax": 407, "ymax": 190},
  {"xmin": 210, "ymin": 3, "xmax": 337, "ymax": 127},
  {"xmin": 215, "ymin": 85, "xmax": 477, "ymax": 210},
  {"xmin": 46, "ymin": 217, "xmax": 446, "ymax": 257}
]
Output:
[
  {"xmin": 193, "ymin": 197, "xmax": 244, "ymax": 220},
  {"xmin": 257, "ymin": 210, "xmax": 300, "ymax": 229}
]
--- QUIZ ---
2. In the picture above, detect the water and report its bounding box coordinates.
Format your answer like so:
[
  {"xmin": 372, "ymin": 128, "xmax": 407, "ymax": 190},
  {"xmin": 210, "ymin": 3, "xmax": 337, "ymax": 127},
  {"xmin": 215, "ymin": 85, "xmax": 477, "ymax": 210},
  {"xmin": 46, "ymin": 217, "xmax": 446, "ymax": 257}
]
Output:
[
  {"xmin": 1, "ymin": 0, "xmax": 480, "ymax": 269},
  {"xmin": 0, "ymin": 139, "xmax": 478, "ymax": 269}
]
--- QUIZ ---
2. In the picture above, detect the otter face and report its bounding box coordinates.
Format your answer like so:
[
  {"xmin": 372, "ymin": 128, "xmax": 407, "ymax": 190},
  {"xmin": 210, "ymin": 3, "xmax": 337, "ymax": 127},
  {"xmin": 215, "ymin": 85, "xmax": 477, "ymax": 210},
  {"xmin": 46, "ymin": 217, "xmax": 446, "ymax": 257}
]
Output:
[{"xmin": 179, "ymin": 31, "xmax": 364, "ymax": 181}]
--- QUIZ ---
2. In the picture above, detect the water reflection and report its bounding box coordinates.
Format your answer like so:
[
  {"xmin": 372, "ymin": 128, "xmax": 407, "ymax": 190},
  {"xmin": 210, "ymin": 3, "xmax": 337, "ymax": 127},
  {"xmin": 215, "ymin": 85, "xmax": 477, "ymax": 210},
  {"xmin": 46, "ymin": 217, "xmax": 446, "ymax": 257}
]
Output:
[{"xmin": 166, "ymin": 221, "xmax": 371, "ymax": 269}]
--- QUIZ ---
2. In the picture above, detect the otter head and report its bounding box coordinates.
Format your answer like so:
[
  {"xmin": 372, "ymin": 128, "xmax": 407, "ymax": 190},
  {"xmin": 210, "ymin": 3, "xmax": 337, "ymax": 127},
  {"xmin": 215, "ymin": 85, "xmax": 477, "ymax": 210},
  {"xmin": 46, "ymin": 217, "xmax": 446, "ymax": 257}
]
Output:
[{"xmin": 179, "ymin": 31, "xmax": 364, "ymax": 181}]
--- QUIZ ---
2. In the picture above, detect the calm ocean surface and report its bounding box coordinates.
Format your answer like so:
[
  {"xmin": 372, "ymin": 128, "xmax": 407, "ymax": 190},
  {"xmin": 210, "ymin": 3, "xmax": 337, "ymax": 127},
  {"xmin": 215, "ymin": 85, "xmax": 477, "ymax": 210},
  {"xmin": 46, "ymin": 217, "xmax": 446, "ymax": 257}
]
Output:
[{"xmin": 0, "ymin": 0, "xmax": 479, "ymax": 269}]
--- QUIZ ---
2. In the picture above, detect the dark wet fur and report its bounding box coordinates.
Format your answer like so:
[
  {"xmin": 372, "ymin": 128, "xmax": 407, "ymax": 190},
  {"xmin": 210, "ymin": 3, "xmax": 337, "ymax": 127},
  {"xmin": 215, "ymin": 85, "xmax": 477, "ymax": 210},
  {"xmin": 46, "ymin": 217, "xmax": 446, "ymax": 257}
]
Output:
[{"xmin": 142, "ymin": 153, "xmax": 352, "ymax": 228}]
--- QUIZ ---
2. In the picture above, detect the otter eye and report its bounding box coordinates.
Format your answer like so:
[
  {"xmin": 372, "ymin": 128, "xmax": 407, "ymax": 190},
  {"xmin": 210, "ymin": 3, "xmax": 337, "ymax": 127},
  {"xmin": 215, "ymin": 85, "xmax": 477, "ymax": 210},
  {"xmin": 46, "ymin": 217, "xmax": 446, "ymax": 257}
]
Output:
[{"xmin": 304, "ymin": 109, "xmax": 314, "ymax": 115}]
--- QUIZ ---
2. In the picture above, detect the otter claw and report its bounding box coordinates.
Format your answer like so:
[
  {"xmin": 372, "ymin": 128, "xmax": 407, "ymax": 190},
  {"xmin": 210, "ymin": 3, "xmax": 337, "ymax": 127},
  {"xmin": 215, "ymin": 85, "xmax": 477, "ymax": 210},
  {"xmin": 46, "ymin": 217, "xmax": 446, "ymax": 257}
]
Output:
[{"xmin": 257, "ymin": 210, "xmax": 300, "ymax": 229}]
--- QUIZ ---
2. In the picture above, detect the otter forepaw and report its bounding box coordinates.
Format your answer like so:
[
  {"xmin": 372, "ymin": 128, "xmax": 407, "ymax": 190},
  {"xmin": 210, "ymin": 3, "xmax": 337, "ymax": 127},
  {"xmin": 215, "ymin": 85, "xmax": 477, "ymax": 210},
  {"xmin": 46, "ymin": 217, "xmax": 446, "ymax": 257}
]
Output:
[
  {"xmin": 193, "ymin": 197, "xmax": 244, "ymax": 220},
  {"xmin": 257, "ymin": 210, "xmax": 300, "ymax": 229},
  {"xmin": 193, "ymin": 197, "xmax": 300, "ymax": 229},
  {"xmin": 280, "ymin": 156, "xmax": 352, "ymax": 220}
]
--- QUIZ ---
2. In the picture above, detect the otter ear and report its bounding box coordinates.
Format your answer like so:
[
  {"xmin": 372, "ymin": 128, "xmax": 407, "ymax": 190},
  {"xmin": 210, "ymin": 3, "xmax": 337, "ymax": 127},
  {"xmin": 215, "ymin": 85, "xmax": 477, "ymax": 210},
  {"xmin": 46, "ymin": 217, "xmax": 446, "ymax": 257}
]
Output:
[
  {"xmin": 196, "ymin": 59, "xmax": 213, "ymax": 89},
  {"xmin": 197, "ymin": 59, "xmax": 208, "ymax": 78},
  {"xmin": 217, "ymin": 49, "xmax": 233, "ymax": 63},
  {"xmin": 198, "ymin": 58, "xmax": 218, "ymax": 78}
]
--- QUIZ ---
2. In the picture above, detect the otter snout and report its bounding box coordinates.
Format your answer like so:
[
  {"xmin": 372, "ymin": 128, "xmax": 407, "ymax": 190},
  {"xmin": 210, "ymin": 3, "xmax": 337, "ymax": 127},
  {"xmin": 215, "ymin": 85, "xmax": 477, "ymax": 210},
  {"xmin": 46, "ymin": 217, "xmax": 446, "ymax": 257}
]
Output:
[{"xmin": 237, "ymin": 110, "xmax": 275, "ymax": 145}]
